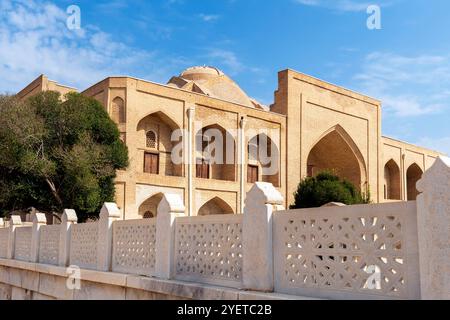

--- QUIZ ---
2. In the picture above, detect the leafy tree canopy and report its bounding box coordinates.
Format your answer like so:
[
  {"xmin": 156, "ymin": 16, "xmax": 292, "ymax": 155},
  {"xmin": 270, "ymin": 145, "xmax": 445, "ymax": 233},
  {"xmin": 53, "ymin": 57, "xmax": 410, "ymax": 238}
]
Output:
[
  {"xmin": 290, "ymin": 171, "xmax": 370, "ymax": 209},
  {"xmin": 0, "ymin": 91, "xmax": 128, "ymax": 220}
]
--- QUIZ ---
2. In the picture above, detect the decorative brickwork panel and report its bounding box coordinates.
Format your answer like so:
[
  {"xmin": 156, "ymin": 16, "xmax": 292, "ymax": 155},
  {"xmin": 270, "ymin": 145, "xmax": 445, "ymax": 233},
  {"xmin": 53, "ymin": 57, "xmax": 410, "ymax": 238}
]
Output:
[
  {"xmin": 70, "ymin": 222, "xmax": 98, "ymax": 270},
  {"xmin": 39, "ymin": 224, "xmax": 60, "ymax": 265},
  {"xmin": 175, "ymin": 214, "xmax": 243, "ymax": 288},
  {"xmin": 112, "ymin": 218, "xmax": 157, "ymax": 276},
  {"xmin": 14, "ymin": 227, "xmax": 32, "ymax": 262},
  {"xmin": 0, "ymin": 228, "xmax": 9, "ymax": 259},
  {"xmin": 273, "ymin": 202, "xmax": 420, "ymax": 299}
]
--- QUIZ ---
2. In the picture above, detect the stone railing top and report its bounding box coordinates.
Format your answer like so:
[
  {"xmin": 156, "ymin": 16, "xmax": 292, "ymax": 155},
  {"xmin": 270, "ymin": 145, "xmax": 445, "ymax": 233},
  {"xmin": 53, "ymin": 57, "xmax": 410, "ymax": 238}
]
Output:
[
  {"xmin": 31, "ymin": 212, "xmax": 47, "ymax": 224},
  {"xmin": 322, "ymin": 202, "xmax": 346, "ymax": 207},
  {"xmin": 158, "ymin": 194, "xmax": 185, "ymax": 214},
  {"xmin": 0, "ymin": 218, "xmax": 4, "ymax": 227},
  {"xmin": 9, "ymin": 215, "xmax": 22, "ymax": 226},
  {"xmin": 417, "ymin": 156, "xmax": 450, "ymax": 193},
  {"xmin": 245, "ymin": 182, "xmax": 284, "ymax": 207},
  {"xmin": 62, "ymin": 209, "xmax": 78, "ymax": 223},
  {"xmin": 100, "ymin": 203, "xmax": 121, "ymax": 219}
]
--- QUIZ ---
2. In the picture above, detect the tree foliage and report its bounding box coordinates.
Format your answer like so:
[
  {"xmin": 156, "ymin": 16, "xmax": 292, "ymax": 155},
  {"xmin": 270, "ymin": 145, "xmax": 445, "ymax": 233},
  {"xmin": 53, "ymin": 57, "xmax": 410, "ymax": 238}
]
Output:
[
  {"xmin": 290, "ymin": 171, "xmax": 370, "ymax": 209},
  {"xmin": 0, "ymin": 91, "xmax": 128, "ymax": 220}
]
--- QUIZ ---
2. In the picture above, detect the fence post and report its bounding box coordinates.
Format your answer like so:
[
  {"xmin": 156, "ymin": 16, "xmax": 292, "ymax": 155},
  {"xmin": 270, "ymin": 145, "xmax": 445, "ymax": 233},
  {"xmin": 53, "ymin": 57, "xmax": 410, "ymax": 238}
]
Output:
[
  {"xmin": 30, "ymin": 213, "xmax": 47, "ymax": 263},
  {"xmin": 58, "ymin": 209, "xmax": 78, "ymax": 267},
  {"xmin": 7, "ymin": 216, "xmax": 22, "ymax": 259},
  {"xmin": 416, "ymin": 156, "xmax": 450, "ymax": 300},
  {"xmin": 242, "ymin": 182, "xmax": 284, "ymax": 292},
  {"xmin": 97, "ymin": 203, "xmax": 121, "ymax": 272},
  {"xmin": 155, "ymin": 194, "xmax": 185, "ymax": 280}
]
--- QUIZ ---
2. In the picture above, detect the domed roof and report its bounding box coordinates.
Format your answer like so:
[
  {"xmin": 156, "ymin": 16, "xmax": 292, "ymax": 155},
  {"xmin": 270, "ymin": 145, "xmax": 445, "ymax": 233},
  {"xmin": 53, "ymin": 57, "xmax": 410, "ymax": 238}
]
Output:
[
  {"xmin": 180, "ymin": 66, "xmax": 224, "ymax": 79},
  {"xmin": 167, "ymin": 66, "xmax": 268, "ymax": 110}
]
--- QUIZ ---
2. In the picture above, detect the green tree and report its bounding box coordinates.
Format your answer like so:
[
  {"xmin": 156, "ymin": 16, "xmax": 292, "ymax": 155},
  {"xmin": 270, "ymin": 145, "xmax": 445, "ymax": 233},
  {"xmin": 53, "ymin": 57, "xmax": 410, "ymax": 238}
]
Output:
[
  {"xmin": 290, "ymin": 171, "xmax": 370, "ymax": 209},
  {"xmin": 0, "ymin": 91, "xmax": 128, "ymax": 220}
]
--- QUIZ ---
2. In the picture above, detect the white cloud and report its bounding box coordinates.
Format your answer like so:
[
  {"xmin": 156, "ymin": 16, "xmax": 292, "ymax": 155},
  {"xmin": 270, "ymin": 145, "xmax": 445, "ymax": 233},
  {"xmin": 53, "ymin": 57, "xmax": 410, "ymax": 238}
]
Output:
[
  {"xmin": 204, "ymin": 48, "xmax": 245, "ymax": 76},
  {"xmin": 0, "ymin": 0, "xmax": 258, "ymax": 94},
  {"xmin": 353, "ymin": 52, "xmax": 450, "ymax": 117},
  {"xmin": 0, "ymin": 0, "xmax": 181, "ymax": 93},
  {"xmin": 294, "ymin": 0, "xmax": 397, "ymax": 12},
  {"xmin": 198, "ymin": 14, "xmax": 220, "ymax": 22}
]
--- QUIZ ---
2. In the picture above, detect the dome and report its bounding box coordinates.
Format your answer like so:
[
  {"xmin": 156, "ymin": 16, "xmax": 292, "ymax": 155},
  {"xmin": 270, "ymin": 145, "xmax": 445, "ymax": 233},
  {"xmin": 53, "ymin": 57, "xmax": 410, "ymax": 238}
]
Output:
[
  {"xmin": 180, "ymin": 66, "xmax": 224, "ymax": 80},
  {"xmin": 167, "ymin": 66, "xmax": 268, "ymax": 110}
]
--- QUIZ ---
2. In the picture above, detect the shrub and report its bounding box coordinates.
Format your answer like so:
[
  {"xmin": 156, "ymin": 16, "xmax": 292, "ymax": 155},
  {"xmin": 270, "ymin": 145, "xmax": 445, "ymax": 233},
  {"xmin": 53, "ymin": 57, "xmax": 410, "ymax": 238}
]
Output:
[{"xmin": 290, "ymin": 171, "xmax": 370, "ymax": 209}]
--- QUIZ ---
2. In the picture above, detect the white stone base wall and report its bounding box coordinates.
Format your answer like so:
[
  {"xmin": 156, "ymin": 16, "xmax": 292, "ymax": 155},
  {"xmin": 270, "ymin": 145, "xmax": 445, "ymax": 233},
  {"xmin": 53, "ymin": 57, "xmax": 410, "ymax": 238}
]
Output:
[{"xmin": 0, "ymin": 259, "xmax": 305, "ymax": 300}]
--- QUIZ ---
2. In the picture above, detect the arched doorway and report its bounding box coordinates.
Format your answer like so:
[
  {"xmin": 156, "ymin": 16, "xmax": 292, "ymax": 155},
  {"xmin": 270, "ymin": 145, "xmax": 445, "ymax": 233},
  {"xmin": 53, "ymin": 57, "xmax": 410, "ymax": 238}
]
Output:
[
  {"xmin": 384, "ymin": 159, "xmax": 401, "ymax": 200},
  {"xmin": 247, "ymin": 133, "xmax": 280, "ymax": 187},
  {"xmin": 307, "ymin": 125, "xmax": 367, "ymax": 190},
  {"xmin": 406, "ymin": 163, "xmax": 423, "ymax": 200},
  {"xmin": 195, "ymin": 124, "xmax": 236, "ymax": 181},
  {"xmin": 198, "ymin": 197, "xmax": 234, "ymax": 216},
  {"xmin": 137, "ymin": 111, "xmax": 183, "ymax": 177},
  {"xmin": 138, "ymin": 193, "xmax": 164, "ymax": 218}
]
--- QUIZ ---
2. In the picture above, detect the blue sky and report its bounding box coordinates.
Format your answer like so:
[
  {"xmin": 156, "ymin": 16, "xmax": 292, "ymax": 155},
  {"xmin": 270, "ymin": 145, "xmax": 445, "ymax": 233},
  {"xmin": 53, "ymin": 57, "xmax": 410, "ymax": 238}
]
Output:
[{"xmin": 1, "ymin": 0, "xmax": 449, "ymax": 154}]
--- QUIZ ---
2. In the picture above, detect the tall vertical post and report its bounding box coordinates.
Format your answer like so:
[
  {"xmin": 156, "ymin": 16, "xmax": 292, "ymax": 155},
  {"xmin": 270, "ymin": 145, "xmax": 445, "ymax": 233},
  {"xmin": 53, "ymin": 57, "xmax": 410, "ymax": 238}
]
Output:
[
  {"xmin": 30, "ymin": 213, "xmax": 47, "ymax": 263},
  {"xmin": 242, "ymin": 182, "xmax": 284, "ymax": 292},
  {"xmin": 7, "ymin": 216, "xmax": 22, "ymax": 259},
  {"xmin": 58, "ymin": 209, "xmax": 78, "ymax": 267},
  {"xmin": 187, "ymin": 106, "xmax": 195, "ymax": 217},
  {"xmin": 97, "ymin": 203, "xmax": 121, "ymax": 272},
  {"xmin": 416, "ymin": 156, "xmax": 450, "ymax": 300},
  {"xmin": 155, "ymin": 194, "xmax": 185, "ymax": 280},
  {"xmin": 239, "ymin": 116, "xmax": 246, "ymax": 214}
]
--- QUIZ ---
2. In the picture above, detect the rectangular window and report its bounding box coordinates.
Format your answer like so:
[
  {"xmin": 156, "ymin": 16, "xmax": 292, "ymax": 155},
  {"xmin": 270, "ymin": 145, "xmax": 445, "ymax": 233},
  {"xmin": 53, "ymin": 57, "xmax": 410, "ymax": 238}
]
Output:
[
  {"xmin": 196, "ymin": 159, "xmax": 209, "ymax": 179},
  {"xmin": 144, "ymin": 152, "xmax": 159, "ymax": 174},
  {"xmin": 247, "ymin": 165, "xmax": 259, "ymax": 183}
]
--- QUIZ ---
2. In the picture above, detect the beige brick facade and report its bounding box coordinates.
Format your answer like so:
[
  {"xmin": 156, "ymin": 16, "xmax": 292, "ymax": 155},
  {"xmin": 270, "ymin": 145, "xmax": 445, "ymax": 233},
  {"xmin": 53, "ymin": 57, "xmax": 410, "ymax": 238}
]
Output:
[{"xmin": 16, "ymin": 67, "xmax": 443, "ymax": 219}]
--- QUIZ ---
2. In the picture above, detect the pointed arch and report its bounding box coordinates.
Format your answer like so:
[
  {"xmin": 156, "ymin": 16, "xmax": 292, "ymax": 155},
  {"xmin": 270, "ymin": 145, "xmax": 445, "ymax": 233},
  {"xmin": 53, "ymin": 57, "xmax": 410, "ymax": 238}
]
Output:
[
  {"xmin": 138, "ymin": 192, "xmax": 164, "ymax": 218},
  {"xmin": 137, "ymin": 111, "xmax": 183, "ymax": 177},
  {"xmin": 307, "ymin": 125, "xmax": 367, "ymax": 190},
  {"xmin": 247, "ymin": 133, "xmax": 280, "ymax": 187},
  {"xmin": 195, "ymin": 123, "xmax": 236, "ymax": 181},
  {"xmin": 384, "ymin": 159, "xmax": 401, "ymax": 200},
  {"xmin": 406, "ymin": 163, "xmax": 423, "ymax": 200},
  {"xmin": 198, "ymin": 197, "xmax": 234, "ymax": 216},
  {"xmin": 137, "ymin": 111, "xmax": 181, "ymax": 132},
  {"xmin": 111, "ymin": 97, "xmax": 126, "ymax": 124}
]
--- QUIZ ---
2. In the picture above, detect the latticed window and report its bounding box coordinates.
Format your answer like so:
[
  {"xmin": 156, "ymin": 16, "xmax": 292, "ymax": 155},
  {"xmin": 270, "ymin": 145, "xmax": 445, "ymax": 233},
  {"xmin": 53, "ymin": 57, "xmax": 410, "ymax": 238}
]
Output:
[
  {"xmin": 146, "ymin": 131, "xmax": 157, "ymax": 149},
  {"xmin": 143, "ymin": 211, "xmax": 154, "ymax": 219}
]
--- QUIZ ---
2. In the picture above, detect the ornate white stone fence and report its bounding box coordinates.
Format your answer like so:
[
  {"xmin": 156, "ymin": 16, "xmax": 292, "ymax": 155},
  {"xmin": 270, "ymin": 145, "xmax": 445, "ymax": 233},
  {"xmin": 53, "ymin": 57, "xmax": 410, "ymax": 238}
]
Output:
[
  {"xmin": 0, "ymin": 157, "xmax": 448, "ymax": 300},
  {"xmin": 273, "ymin": 202, "xmax": 419, "ymax": 299}
]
